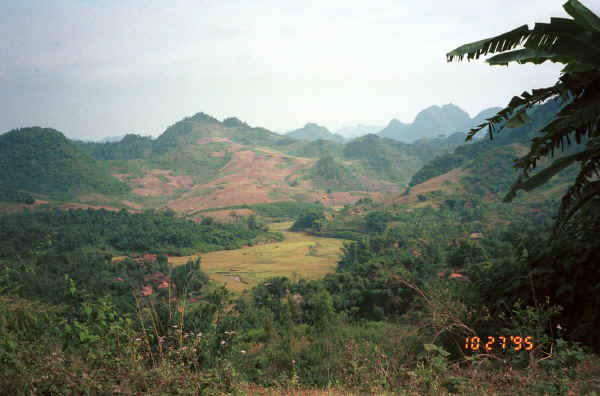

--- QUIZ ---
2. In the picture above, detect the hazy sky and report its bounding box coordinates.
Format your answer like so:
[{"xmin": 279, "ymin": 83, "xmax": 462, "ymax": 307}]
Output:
[{"xmin": 1, "ymin": 0, "xmax": 596, "ymax": 140}]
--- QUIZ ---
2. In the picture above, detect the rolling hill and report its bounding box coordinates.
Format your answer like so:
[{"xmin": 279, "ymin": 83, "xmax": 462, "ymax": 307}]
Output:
[
  {"xmin": 81, "ymin": 111, "xmax": 474, "ymax": 210},
  {"xmin": 319, "ymin": 99, "xmax": 577, "ymax": 240},
  {"xmin": 0, "ymin": 103, "xmax": 509, "ymax": 217},
  {"xmin": 0, "ymin": 127, "xmax": 129, "ymax": 200},
  {"xmin": 76, "ymin": 134, "xmax": 154, "ymax": 160}
]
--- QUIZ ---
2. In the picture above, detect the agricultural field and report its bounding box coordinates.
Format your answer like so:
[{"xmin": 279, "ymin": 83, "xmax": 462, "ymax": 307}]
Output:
[{"xmin": 169, "ymin": 221, "xmax": 347, "ymax": 293}]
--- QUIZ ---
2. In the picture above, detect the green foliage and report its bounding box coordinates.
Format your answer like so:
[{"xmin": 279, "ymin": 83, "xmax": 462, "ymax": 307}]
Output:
[
  {"xmin": 464, "ymin": 224, "xmax": 600, "ymax": 351},
  {"xmin": 0, "ymin": 127, "xmax": 129, "ymax": 199},
  {"xmin": 462, "ymin": 146, "xmax": 521, "ymax": 195},
  {"xmin": 76, "ymin": 134, "xmax": 153, "ymax": 160},
  {"xmin": 364, "ymin": 211, "xmax": 389, "ymax": 234},
  {"xmin": 252, "ymin": 201, "xmax": 329, "ymax": 220},
  {"xmin": 150, "ymin": 143, "xmax": 232, "ymax": 185},
  {"xmin": 171, "ymin": 258, "xmax": 209, "ymax": 295},
  {"xmin": 343, "ymin": 134, "xmax": 424, "ymax": 183},
  {"xmin": 190, "ymin": 201, "xmax": 330, "ymax": 222},
  {"xmin": 1, "ymin": 203, "xmax": 599, "ymax": 393},
  {"xmin": 62, "ymin": 294, "xmax": 135, "ymax": 361},
  {"xmin": 0, "ymin": 187, "xmax": 34, "ymax": 204},
  {"xmin": 290, "ymin": 210, "xmax": 326, "ymax": 232},
  {"xmin": 0, "ymin": 297, "xmax": 65, "ymax": 394},
  {"xmin": 410, "ymin": 152, "xmax": 467, "ymax": 186},
  {"xmin": 309, "ymin": 155, "xmax": 357, "ymax": 190},
  {"xmin": 0, "ymin": 208, "xmax": 276, "ymax": 257},
  {"xmin": 151, "ymin": 114, "xmax": 217, "ymax": 155},
  {"xmin": 287, "ymin": 139, "xmax": 344, "ymax": 158}
]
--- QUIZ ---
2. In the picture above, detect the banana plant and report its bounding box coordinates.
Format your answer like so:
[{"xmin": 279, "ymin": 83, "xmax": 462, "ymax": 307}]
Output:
[{"xmin": 447, "ymin": 0, "xmax": 600, "ymax": 236}]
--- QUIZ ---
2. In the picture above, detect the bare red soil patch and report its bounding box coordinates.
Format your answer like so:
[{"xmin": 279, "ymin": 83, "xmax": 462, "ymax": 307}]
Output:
[
  {"xmin": 195, "ymin": 136, "xmax": 232, "ymax": 145},
  {"xmin": 131, "ymin": 169, "xmax": 193, "ymax": 197},
  {"xmin": 122, "ymin": 200, "xmax": 143, "ymax": 210},
  {"xmin": 166, "ymin": 150, "xmax": 316, "ymax": 212},
  {"xmin": 112, "ymin": 173, "xmax": 131, "ymax": 182},
  {"xmin": 386, "ymin": 168, "xmax": 467, "ymax": 207},
  {"xmin": 32, "ymin": 199, "xmax": 49, "ymax": 207}
]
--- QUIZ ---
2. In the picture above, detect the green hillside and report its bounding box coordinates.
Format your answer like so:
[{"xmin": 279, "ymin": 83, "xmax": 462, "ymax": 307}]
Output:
[
  {"xmin": 152, "ymin": 112, "xmax": 223, "ymax": 154},
  {"xmin": 152, "ymin": 112, "xmax": 292, "ymax": 155},
  {"xmin": 0, "ymin": 127, "xmax": 129, "ymax": 199},
  {"xmin": 76, "ymin": 134, "xmax": 153, "ymax": 160},
  {"xmin": 286, "ymin": 139, "xmax": 344, "ymax": 158},
  {"xmin": 319, "ymin": 101, "xmax": 577, "ymax": 241},
  {"xmin": 0, "ymin": 187, "xmax": 35, "ymax": 204},
  {"xmin": 307, "ymin": 155, "xmax": 362, "ymax": 191},
  {"xmin": 298, "ymin": 133, "xmax": 462, "ymax": 190},
  {"xmin": 343, "ymin": 134, "xmax": 420, "ymax": 182}
]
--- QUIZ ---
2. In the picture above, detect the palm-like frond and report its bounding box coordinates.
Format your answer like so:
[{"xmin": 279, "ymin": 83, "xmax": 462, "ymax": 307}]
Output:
[
  {"xmin": 446, "ymin": 25, "xmax": 531, "ymax": 62},
  {"xmin": 447, "ymin": 0, "xmax": 600, "ymax": 234},
  {"xmin": 486, "ymin": 49, "xmax": 561, "ymax": 66}
]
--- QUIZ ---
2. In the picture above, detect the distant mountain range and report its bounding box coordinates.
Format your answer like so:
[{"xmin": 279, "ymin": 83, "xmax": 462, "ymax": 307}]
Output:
[
  {"xmin": 408, "ymin": 100, "xmax": 564, "ymax": 188},
  {"xmin": 378, "ymin": 104, "xmax": 502, "ymax": 143},
  {"xmin": 274, "ymin": 104, "xmax": 501, "ymax": 145},
  {"xmin": 335, "ymin": 124, "xmax": 383, "ymax": 139},
  {"xmin": 99, "ymin": 135, "xmax": 126, "ymax": 143},
  {"xmin": 0, "ymin": 102, "xmax": 508, "ymax": 213},
  {"xmin": 285, "ymin": 123, "xmax": 346, "ymax": 143}
]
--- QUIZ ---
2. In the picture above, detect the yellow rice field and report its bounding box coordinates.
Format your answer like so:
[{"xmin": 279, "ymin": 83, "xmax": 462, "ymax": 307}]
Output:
[{"xmin": 168, "ymin": 221, "xmax": 347, "ymax": 293}]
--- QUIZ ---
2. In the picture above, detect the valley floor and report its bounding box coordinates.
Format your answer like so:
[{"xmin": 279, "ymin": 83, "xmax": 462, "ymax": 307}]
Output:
[{"xmin": 168, "ymin": 221, "xmax": 347, "ymax": 293}]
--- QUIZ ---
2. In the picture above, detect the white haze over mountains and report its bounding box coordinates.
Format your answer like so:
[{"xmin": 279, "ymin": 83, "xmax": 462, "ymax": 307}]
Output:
[
  {"xmin": 335, "ymin": 125, "xmax": 384, "ymax": 139},
  {"xmin": 2, "ymin": 0, "xmax": 593, "ymax": 141}
]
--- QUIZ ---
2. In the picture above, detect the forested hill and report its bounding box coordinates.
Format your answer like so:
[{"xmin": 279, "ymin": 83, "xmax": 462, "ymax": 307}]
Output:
[
  {"xmin": 0, "ymin": 127, "xmax": 129, "ymax": 199},
  {"xmin": 152, "ymin": 112, "xmax": 292, "ymax": 154},
  {"xmin": 297, "ymin": 132, "xmax": 472, "ymax": 189},
  {"xmin": 75, "ymin": 133, "xmax": 153, "ymax": 160},
  {"xmin": 80, "ymin": 112, "xmax": 295, "ymax": 161}
]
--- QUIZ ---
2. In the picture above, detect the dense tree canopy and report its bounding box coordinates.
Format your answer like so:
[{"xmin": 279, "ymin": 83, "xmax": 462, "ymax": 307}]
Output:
[
  {"xmin": 0, "ymin": 127, "xmax": 129, "ymax": 198},
  {"xmin": 0, "ymin": 208, "xmax": 281, "ymax": 257}
]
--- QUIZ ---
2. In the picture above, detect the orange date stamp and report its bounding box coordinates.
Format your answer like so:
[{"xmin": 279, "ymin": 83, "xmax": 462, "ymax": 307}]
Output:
[{"xmin": 464, "ymin": 336, "xmax": 534, "ymax": 352}]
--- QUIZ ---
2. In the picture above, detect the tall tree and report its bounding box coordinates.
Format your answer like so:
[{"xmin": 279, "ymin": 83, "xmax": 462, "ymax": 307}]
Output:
[{"xmin": 447, "ymin": 0, "xmax": 600, "ymax": 236}]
